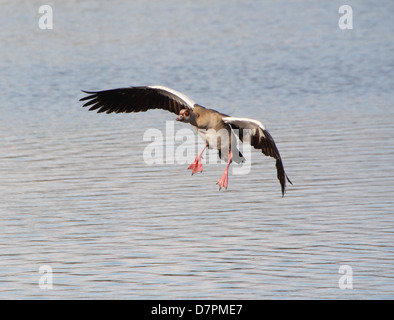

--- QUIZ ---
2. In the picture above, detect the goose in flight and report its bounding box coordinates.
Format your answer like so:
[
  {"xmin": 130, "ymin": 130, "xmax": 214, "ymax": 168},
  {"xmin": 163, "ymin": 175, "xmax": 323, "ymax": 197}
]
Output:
[{"xmin": 80, "ymin": 85, "xmax": 292, "ymax": 196}]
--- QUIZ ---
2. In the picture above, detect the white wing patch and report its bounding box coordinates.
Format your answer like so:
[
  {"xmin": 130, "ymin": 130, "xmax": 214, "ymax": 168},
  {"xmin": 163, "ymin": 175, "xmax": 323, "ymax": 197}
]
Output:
[
  {"xmin": 149, "ymin": 85, "xmax": 196, "ymax": 109},
  {"xmin": 222, "ymin": 117, "xmax": 266, "ymax": 130}
]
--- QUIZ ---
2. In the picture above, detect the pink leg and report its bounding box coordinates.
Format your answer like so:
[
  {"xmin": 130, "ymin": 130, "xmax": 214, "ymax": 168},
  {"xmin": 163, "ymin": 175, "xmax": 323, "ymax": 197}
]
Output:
[
  {"xmin": 188, "ymin": 143, "xmax": 208, "ymax": 175},
  {"xmin": 217, "ymin": 151, "xmax": 232, "ymax": 190}
]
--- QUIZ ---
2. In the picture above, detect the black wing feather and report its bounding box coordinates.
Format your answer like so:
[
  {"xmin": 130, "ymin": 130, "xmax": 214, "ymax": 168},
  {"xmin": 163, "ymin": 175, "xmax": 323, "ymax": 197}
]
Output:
[
  {"xmin": 80, "ymin": 86, "xmax": 193, "ymax": 115},
  {"xmin": 229, "ymin": 123, "xmax": 292, "ymax": 197}
]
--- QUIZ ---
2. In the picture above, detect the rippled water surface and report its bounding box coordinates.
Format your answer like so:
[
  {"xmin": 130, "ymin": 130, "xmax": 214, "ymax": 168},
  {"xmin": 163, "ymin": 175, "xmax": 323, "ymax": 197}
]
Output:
[{"xmin": 1, "ymin": 0, "xmax": 393, "ymax": 299}]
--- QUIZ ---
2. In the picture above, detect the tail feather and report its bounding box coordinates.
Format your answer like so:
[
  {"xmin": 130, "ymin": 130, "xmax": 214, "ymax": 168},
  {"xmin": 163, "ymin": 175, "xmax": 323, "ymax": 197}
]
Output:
[{"xmin": 218, "ymin": 149, "xmax": 245, "ymax": 164}]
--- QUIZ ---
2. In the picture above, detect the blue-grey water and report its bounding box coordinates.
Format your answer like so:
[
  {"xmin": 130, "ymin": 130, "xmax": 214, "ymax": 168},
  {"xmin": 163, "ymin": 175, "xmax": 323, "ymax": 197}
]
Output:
[{"xmin": 1, "ymin": 0, "xmax": 393, "ymax": 299}]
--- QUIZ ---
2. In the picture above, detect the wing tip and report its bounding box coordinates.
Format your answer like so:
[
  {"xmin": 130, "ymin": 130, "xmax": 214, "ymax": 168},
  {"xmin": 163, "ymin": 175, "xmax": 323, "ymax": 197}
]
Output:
[
  {"xmin": 80, "ymin": 89, "xmax": 97, "ymax": 94},
  {"xmin": 276, "ymin": 158, "xmax": 292, "ymax": 197},
  {"xmin": 281, "ymin": 177, "xmax": 292, "ymax": 197},
  {"xmin": 80, "ymin": 90, "xmax": 98, "ymax": 102}
]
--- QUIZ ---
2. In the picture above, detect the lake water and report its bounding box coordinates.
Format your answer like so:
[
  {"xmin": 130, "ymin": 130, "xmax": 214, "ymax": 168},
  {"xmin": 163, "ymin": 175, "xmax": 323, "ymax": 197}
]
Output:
[{"xmin": 0, "ymin": 0, "xmax": 393, "ymax": 299}]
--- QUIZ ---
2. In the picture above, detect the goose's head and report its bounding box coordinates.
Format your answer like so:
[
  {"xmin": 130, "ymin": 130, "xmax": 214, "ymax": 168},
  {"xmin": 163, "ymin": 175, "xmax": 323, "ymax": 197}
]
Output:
[{"xmin": 176, "ymin": 109, "xmax": 193, "ymax": 123}]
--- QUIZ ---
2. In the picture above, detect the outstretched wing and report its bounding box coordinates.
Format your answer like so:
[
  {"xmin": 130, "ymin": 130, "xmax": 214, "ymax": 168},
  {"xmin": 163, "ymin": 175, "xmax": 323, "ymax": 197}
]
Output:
[
  {"xmin": 80, "ymin": 85, "xmax": 196, "ymax": 115},
  {"xmin": 223, "ymin": 117, "xmax": 292, "ymax": 196}
]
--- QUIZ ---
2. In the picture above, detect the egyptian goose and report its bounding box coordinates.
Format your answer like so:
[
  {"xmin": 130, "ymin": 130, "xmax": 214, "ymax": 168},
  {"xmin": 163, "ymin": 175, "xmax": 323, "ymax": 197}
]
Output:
[{"xmin": 80, "ymin": 86, "xmax": 292, "ymax": 196}]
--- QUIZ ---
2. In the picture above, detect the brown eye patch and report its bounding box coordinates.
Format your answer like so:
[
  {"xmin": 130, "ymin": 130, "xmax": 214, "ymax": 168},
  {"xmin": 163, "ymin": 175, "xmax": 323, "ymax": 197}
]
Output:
[{"xmin": 185, "ymin": 110, "xmax": 189, "ymax": 116}]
